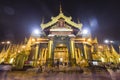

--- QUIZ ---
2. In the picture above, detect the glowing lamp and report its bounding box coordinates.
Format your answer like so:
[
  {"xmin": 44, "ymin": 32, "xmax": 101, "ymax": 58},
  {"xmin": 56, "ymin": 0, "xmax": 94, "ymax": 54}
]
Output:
[
  {"xmin": 33, "ymin": 29, "xmax": 40, "ymax": 35},
  {"xmin": 104, "ymin": 40, "xmax": 109, "ymax": 44},
  {"xmin": 6, "ymin": 41, "xmax": 11, "ymax": 44},
  {"xmin": 1, "ymin": 42, "xmax": 5, "ymax": 44},
  {"xmin": 60, "ymin": 58, "xmax": 63, "ymax": 62},
  {"xmin": 82, "ymin": 29, "xmax": 89, "ymax": 34}
]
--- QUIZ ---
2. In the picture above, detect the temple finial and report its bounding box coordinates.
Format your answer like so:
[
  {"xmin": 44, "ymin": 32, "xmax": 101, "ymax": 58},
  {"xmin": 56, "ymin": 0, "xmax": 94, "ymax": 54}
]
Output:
[
  {"xmin": 60, "ymin": 3, "xmax": 63, "ymax": 13},
  {"xmin": 93, "ymin": 37, "xmax": 98, "ymax": 44},
  {"xmin": 41, "ymin": 17, "xmax": 44, "ymax": 24},
  {"xmin": 77, "ymin": 18, "xmax": 80, "ymax": 24}
]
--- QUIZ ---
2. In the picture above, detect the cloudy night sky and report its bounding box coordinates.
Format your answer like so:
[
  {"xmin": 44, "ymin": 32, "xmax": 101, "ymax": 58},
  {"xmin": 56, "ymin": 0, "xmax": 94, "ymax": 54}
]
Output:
[{"xmin": 0, "ymin": 0, "xmax": 120, "ymax": 43}]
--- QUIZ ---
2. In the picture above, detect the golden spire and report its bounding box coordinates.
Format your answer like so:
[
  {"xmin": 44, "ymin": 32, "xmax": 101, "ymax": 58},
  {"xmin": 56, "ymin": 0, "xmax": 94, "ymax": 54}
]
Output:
[
  {"xmin": 93, "ymin": 37, "xmax": 98, "ymax": 44},
  {"xmin": 24, "ymin": 37, "xmax": 27, "ymax": 44},
  {"xmin": 111, "ymin": 45, "xmax": 118, "ymax": 55},
  {"xmin": 60, "ymin": 3, "xmax": 63, "ymax": 13},
  {"xmin": 41, "ymin": 17, "xmax": 44, "ymax": 24},
  {"xmin": 77, "ymin": 18, "xmax": 80, "ymax": 24}
]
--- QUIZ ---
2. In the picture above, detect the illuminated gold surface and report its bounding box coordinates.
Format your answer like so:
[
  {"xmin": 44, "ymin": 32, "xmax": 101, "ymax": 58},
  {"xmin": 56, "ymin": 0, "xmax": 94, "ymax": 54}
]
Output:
[{"xmin": 41, "ymin": 10, "xmax": 82, "ymax": 29}]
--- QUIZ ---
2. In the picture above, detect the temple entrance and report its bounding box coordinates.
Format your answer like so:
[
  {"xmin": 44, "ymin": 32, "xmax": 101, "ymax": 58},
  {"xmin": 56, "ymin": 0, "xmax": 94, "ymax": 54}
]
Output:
[
  {"xmin": 46, "ymin": 36, "xmax": 71, "ymax": 67},
  {"xmin": 54, "ymin": 44, "xmax": 69, "ymax": 67}
]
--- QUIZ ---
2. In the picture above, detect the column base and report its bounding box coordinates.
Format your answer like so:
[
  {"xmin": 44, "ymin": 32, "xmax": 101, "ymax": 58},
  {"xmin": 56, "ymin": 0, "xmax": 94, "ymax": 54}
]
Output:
[
  {"xmin": 46, "ymin": 58, "xmax": 54, "ymax": 67},
  {"xmin": 70, "ymin": 58, "xmax": 76, "ymax": 66}
]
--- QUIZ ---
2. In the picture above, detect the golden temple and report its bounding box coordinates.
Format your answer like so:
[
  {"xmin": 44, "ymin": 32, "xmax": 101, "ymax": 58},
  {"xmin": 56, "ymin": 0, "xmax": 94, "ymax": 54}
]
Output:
[{"xmin": 0, "ymin": 5, "xmax": 120, "ymax": 69}]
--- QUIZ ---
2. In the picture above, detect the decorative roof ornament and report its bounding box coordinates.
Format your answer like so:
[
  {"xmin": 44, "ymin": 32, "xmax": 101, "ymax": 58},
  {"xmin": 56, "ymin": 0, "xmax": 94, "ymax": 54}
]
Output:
[
  {"xmin": 60, "ymin": 3, "xmax": 63, "ymax": 14},
  {"xmin": 77, "ymin": 18, "xmax": 80, "ymax": 24},
  {"xmin": 111, "ymin": 45, "xmax": 119, "ymax": 56},
  {"xmin": 41, "ymin": 17, "xmax": 44, "ymax": 24},
  {"xmin": 40, "ymin": 4, "xmax": 82, "ymax": 30},
  {"xmin": 93, "ymin": 37, "xmax": 98, "ymax": 44}
]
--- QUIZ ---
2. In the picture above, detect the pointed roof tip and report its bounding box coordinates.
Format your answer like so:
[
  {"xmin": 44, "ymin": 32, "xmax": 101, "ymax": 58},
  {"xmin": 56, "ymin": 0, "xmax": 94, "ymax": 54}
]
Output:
[
  {"xmin": 111, "ymin": 45, "xmax": 118, "ymax": 54},
  {"xmin": 41, "ymin": 17, "xmax": 44, "ymax": 24},
  {"xmin": 93, "ymin": 37, "xmax": 98, "ymax": 43},
  {"xmin": 77, "ymin": 18, "xmax": 80, "ymax": 24},
  {"xmin": 59, "ymin": 3, "xmax": 63, "ymax": 13},
  {"xmin": 24, "ymin": 36, "xmax": 28, "ymax": 43}
]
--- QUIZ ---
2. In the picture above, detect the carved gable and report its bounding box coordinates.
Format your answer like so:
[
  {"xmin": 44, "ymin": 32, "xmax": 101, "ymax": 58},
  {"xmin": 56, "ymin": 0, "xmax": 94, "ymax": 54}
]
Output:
[{"xmin": 51, "ymin": 18, "xmax": 71, "ymax": 29}]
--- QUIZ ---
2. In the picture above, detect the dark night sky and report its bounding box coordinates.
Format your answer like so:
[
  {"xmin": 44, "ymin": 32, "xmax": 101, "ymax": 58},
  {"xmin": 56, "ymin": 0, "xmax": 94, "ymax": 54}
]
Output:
[{"xmin": 0, "ymin": 0, "xmax": 120, "ymax": 44}]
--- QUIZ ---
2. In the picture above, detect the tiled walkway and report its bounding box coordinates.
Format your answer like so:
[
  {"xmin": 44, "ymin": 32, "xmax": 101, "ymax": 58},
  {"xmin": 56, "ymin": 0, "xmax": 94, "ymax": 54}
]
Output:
[{"xmin": 0, "ymin": 69, "xmax": 119, "ymax": 80}]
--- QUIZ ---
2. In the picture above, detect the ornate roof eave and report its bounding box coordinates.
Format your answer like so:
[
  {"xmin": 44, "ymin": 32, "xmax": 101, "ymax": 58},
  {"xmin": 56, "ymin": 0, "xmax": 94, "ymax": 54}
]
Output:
[
  {"xmin": 41, "ymin": 13, "xmax": 82, "ymax": 30},
  {"xmin": 111, "ymin": 45, "xmax": 119, "ymax": 56}
]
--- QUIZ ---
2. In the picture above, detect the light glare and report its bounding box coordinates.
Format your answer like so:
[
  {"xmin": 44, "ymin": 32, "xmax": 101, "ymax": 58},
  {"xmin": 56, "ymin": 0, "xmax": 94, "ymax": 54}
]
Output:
[
  {"xmin": 33, "ymin": 29, "xmax": 40, "ymax": 35},
  {"xmin": 82, "ymin": 29, "xmax": 88, "ymax": 34},
  {"xmin": 6, "ymin": 41, "xmax": 11, "ymax": 44},
  {"xmin": 104, "ymin": 40, "xmax": 109, "ymax": 44}
]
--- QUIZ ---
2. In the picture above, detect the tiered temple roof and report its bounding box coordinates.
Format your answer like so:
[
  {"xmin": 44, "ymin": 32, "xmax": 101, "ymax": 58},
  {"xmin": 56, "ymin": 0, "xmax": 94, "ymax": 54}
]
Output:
[{"xmin": 41, "ymin": 5, "xmax": 82, "ymax": 30}]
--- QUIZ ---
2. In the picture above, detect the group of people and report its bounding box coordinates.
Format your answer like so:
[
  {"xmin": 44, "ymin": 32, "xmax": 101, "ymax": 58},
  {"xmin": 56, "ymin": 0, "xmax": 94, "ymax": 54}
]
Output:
[
  {"xmin": 54, "ymin": 60, "xmax": 68, "ymax": 68},
  {"xmin": 36, "ymin": 60, "xmax": 70, "ymax": 73}
]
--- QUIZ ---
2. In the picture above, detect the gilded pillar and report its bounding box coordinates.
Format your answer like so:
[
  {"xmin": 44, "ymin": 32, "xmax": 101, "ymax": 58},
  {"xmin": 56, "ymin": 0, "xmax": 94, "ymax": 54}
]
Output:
[
  {"xmin": 48, "ymin": 40, "xmax": 53, "ymax": 59},
  {"xmin": 83, "ymin": 44, "xmax": 88, "ymax": 59},
  {"xmin": 78, "ymin": 48, "xmax": 81, "ymax": 59},
  {"xmin": 41, "ymin": 48, "xmax": 44, "ymax": 64},
  {"xmin": 70, "ymin": 39, "xmax": 76, "ymax": 66},
  {"xmin": 44, "ymin": 48, "xmax": 47, "ymax": 63},
  {"xmin": 71, "ymin": 40, "xmax": 75, "ymax": 59},
  {"xmin": 35, "ymin": 44, "xmax": 39, "ymax": 60},
  {"xmin": 33, "ymin": 44, "xmax": 39, "ymax": 67},
  {"xmin": 47, "ymin": 40, "xmax": 53, "ymax": 66}
]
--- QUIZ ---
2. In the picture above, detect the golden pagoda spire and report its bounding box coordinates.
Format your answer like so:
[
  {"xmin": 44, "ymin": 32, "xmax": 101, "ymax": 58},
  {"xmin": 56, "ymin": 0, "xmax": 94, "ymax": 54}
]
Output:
[
  {"xmin": 77, "ymin": 18, "xmax": 80, "ymax": 24},
  {"xmin": 41, "ymin": 17, "xmax": 44, "ymax": 24},
  {"xmin": 0, "ymin": 46, "xmax": 5, "ymax": 54},
  {"xmin": 60, "ymin": 3, "xmax": 63, "ymax": 13},
  {"xmin": 111, "ymin": 45, "xmax": 118, "ymax": 55},
  {"xmin": 41, "ymin": 2, "xmax": 83, "ymax": 30},
  {"xmin": 93, "ymin": 37, "xmax": 98, "ymax": 44},
  {"xmin": 24, "ymin": 37, "xmax": 28, "ymax": 44}
]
